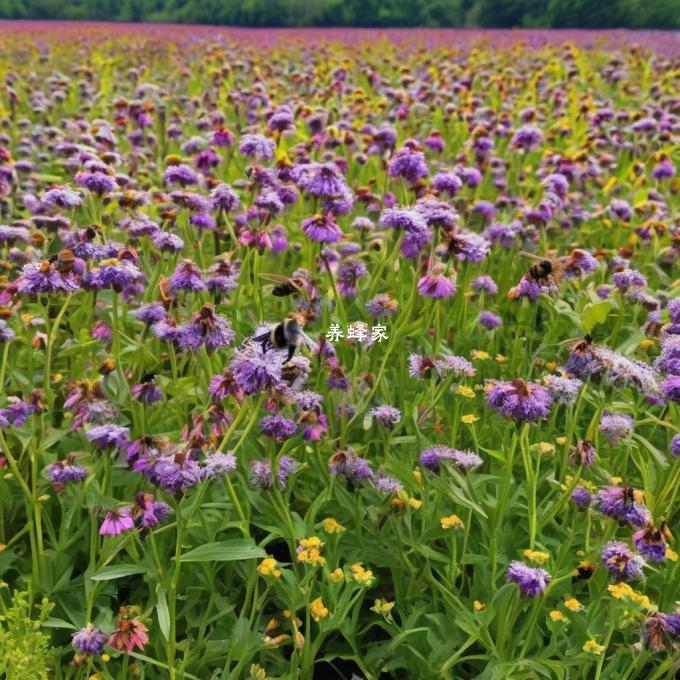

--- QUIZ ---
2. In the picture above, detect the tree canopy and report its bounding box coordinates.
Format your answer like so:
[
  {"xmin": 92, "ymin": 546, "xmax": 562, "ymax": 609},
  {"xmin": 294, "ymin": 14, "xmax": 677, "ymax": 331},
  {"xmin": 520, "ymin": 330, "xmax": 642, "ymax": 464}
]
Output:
[{"xmin": 0, "ymin": 0, "xmax": 678, "ymax": 28}]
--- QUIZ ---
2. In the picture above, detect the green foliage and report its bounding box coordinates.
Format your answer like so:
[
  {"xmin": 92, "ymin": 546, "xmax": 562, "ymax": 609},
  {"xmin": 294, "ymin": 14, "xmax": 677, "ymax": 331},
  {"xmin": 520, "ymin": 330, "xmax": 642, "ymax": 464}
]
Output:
[
  {"xmin": 0, "ymin": 0, "xmax": 678, "ymax": 28},
  {"xmin": 0, "ymin": 588, "xmax": 54, "ymax": 680}
]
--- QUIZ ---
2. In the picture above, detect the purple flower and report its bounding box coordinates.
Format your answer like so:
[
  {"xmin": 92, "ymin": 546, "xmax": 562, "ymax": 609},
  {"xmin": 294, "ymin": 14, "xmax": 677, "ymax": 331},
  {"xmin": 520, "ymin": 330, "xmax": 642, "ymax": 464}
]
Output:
[
  {"xmin": 300, "ymin": 214, "xmax": 343, "ymax": 243},
  {"xmin": 17, "ymin": 261, "xmax": 80, "ymax": 294},
  {"xmin": 210, "ymin": 182, "xmax": 240, "ymax": 212},
  {"xmin": 644, "ymin": 612, "xmax": 680, "ymax": 651},
  {"xmin": 134, "ymin": 302, "xmax": 166, "ymax": 325},
  {"xmin": 260, "ymin": 415, "xmax": 297, "ymax": 441},
  {"xmin": 543, "ymin": 374, "xmax": 583, "ymax": 405},
  {"xmin": 609, "ymin": 199, "xmax": 633, "ymax": 222},
  {"xmin": 133, "ymin": 493, "xmax": 172, "ymax": 529},
  {"xmin": 153, "ymin": 231, "xmax": 185, "ymax": 252},
  {"xmin": 659, "ymin": 375, "xmax": 680, "ymax": 402},
  {"xmin": 478, "ymin": 311, "xmax": 502, "ymax": 330},
  {"xmin": 47, "ymin": 460, "xmax": 88, "ymax": 487},
  {"xmin": 41, "ymin": 186, "xmax": 82, "ymax": 209},
  {"xmin": 72, "ymin": 624, "xmax": 108, "ymax": 655},
  {"xmin": 328, "ymin": 448, "xmax": 372, "ymax": 483},
  {"xmin": 632, "ymin": 525, "xmax": 668, "ymax": 562},
  {"xmin": 599, "ymin": 412, "xmax": 633, "ymax": 443},
  {"xmin": 511, "ymin": 125, "xmax": 544, "ymax": 152},
  {"xmin": 76, "ymin": 170, "xmax": 117, "ymax": 195},
  {"xmin": 295, "ymin": 162, "xmax": 348, "ymax": 198},
  {"xmin": 571, "ymin": 486, "xmax": 592, "ymax": 507},
  {"xmin": 506, "ymin": 561, "xmax": 551, "ymax": 596},
  {"xmin": 368, "ymin": 405, "xmax": 401, "ymax": 428},
  {"xmin": 432, "ymin": 171, "xmax": 462, "ymax": 196},
  {"xmin": 417, "ymin": 268, "xmax": 456, "ymax": 299},
  {"xmin": 666, "ymin": 298, "xmax": 680, "ymax": 325},
  {"xmin": 568, "ymin": 440, "xmax": 597, "ymax": 467},
  {"xmin": 132, "ymin": 379, "xmax": 163, "ymax": 404},
  {"xmin": 595, "ymin": 486, "xmax": 651, "ymax": 527},
  {"xmin": 230, "ymin": 347, "xmax": 283, "ymax": 395},
  {"xmin": 154, "ymin": 455, "xmax": 201, "ymax": 493},
  {"xmin": 613, "ymin": 268, "xmax": 646, "ymax": 291},
  {"xmin": 169, "ymin": 259, "xmax": 205, "ymax": 293},
  {"xmin": 419, "ymin": 445, "xmax": 482, "ymax": 471},
  {"xmin": 601, "ymin": 541, "xmax": 645, "ymax": 581},
  {"xmin": 365, "ymin": 293, "xmax": 398, "ymax": 318},
  {"xmin": 201, "ymin": 451, "xmax": 237, "ymax": 480},
  {"xmin": 486, "ymin": 379, "xmax": 552, "ymax": 422},
  {"xmin": 371, "ymin": 473, "xmax": 403, "ymax": 495},
  {"xmin": 471, "ymin": 275, "xmax": 498, "ymax": 296},
  {"xmin": 671, "ymin": 433, "xmax": 680, "ymax": 458},
  {"xmin": 239, "ymin": 134, "xmax": 275, "ymax": 160},
  {"xmin": 164, "ymin": 163, "xmax": 199, "ymax": 187},
  {"xmin": 380, "ymin": 207, "xmax": 427, "ymax": 232},
  {"xmin": 249, "ymin": 456, "xmax": 298, "ymax": 490},
  {"xmin": 177, "ymin": 304, "xmax": 235, "ymax": 353},
  {"xmin": 99, "ymin": 507, "xmax": 134, "ymax": 536},
  {"xmin": 388, "ymin": 147, "xmax": 429, "ymax": 184},
  {"xmin": 0, "ymin": 319, "xmax": 15, "ymax": 342},
  {"xmin": 86, "ymin": 424, "xmax": 130, "ymax": 451},
  {"xmin": 655, "ymin": 336, "xmax": 680, "ymax": 375},
  {"xmin": 449, "ymin": 231, "xmax": 490, "ymax": 263}
]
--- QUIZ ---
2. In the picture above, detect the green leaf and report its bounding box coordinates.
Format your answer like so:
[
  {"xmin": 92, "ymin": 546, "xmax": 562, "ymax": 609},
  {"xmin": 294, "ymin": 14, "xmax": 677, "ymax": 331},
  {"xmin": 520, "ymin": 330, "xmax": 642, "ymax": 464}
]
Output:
[
  {"xmin": 179, "ymin": 539, "xmax": 267, "ymax": 563},
  {"xmin": 43, "ymin": 617, "xmax": 78, "ymax": 630},
  {"xmin": 156, "ymin": 582, "xmax": 170, "ymax": 641},
  {"xmin": 581, "ymin": 300, "xmax": 612, "ymax": 334},
  {"xmin": 91, "ymin": 564, "xmax": 151, "ymax": 581}
]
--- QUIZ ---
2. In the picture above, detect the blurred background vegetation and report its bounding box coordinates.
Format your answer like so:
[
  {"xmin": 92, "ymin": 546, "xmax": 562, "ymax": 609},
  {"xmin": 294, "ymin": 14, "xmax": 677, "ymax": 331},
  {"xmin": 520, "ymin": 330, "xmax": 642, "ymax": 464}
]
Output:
[{"xmin": 0, "ymin": 0, "xmax": 678, "ymax": 28}]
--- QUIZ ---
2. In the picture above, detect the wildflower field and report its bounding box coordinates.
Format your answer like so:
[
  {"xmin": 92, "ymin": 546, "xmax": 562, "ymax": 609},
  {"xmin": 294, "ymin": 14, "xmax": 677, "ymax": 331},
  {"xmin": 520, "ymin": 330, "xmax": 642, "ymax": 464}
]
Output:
[{"xmin": 0, "ymin": 23, "xmax": 679, "ymax": 680}]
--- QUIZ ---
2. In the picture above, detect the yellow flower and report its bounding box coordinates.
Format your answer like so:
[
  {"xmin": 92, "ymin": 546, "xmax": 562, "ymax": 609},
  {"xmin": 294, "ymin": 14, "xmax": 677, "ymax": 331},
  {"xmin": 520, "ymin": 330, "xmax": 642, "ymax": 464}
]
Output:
[
  {"xmin": 294, "ymin": 631, "xmax": 305, "ymax": 650},
  {"xmin": 328, "ymin": 568, "xmax": 344, "ymax": 583},
  {"xmin": 322, "ymin": 518, "xmax": 346, "ymax": 534},
  {"xmin": 408, "ymin": 497, "xmax": 422, "ymax": 510},
  {"xmin": 556, "ymin": 436, "xmax": 567, "ymax": 446},
  {"xmin": 666, "ymin": 548, "xmax": 678, "ymax": 561},
  {"xmin": 523, "ymin": 549, "xmax": 550, "ymax": 564},
  {"xmin": 249, "ymin": 664, "xmax": 268, "ymax": 680},
  {"xmin": 455, "ymin": 385, "xmax": 475, "ymax": 399},
  {"xmin": 495, "ymin": 354, "xmax": 507, "ymax": 364},
  {"xmin": 564, "ymin": 598, "xmax": 581, "ymax": 612},
  {"xmin": 473, "ymin": 600, "xmax": 485, "ymax": 611},
  {"xmin": 297, "ymin": 537, "xmax": 326, "ymax": 566},
  {"xmin": 537, "ymin": 442, "xmax": 555, "ymax": 455},
  {"xmin": 257, "ymin": 558, "xmax": 281, "ymax": 578},
  {"xmin": 608, "ymin": 583, "xmax": 634, "ymax": 599},
  {"xmin": 549, "ymin": 610, "xmax": 565, "ymax": 622},
  {"xmin": 545, "ymin": 361, "xmax": 558, "ymax": 372},
  {"xmin": 101, "ymin": 654, "xmax": 110, "ymax": 663},
  {"xmin": 310, "ymin": 597, "xmax": 329, "ymax": 622},
  {"xmin": 583, "ymin": 639, "xmax": 605, "ymax": 655},
  {"xmin": 461, "ymin": 413, "xmax": 479, "ymax": 424},
  {"xmin": 371, "ymin": 598, "xmax": 395, "ymax": 616},
  {"xmin": 639, "ymin": 339, "xmax": 654, "ymax": 350},
  {"xmin": 472, "ymin": 350, "xmax": 489, "ymax": 360},
  {"xmin": 351, "ymin": 563, "xmax": 375, "ymax": 586},
  {"xmin": 610, "ymin": 476, "xmax": 623, "ymax": 486},
  {"xmin": 441, "ymin": 514, "xmax": 464, "ymax": 530}
]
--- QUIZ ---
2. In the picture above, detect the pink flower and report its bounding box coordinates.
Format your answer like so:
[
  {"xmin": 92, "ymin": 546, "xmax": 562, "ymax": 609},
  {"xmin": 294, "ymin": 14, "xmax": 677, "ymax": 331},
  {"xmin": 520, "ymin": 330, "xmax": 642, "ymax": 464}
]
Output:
[
  {"xmin": 107, "ymin": 609, "xmax": 149, "ymax": 653},
  {"xmin": 99, "ymin": 507, "xmax": 134, "ymax": 536}
]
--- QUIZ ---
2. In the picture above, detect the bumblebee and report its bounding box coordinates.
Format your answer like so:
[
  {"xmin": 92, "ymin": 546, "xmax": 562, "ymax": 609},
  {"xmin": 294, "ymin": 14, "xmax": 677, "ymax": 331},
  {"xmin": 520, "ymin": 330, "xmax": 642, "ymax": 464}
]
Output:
[
  {"xmin": 571, "ymin": 560, "xmax": 595, "ymax": 582},
  {"xmin": 251, "ymin": 313, "xmax": 316, "ymax": 364},
  {"xmin": 528, "ymin": 259, "xmax": 554, "ymax": 281}
]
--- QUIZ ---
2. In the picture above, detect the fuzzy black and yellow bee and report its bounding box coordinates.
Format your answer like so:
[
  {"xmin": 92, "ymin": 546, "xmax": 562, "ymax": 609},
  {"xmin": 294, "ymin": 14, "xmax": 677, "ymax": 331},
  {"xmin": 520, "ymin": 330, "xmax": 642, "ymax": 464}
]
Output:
[
  {"xmin": 571, "ymin": 560, "xmax": 595, "ymax": 582},
  {"xmin": 250, "ymin": 312, "xmax": 317, "ymax": 364}
]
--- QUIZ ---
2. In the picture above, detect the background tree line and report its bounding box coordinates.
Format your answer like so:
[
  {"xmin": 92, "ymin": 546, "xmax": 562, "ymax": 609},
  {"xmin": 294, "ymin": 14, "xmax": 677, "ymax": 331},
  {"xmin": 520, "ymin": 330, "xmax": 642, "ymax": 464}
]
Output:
[{"xmin": 0, "ymin": 0, "xmax": 678, "ymax": 29}]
